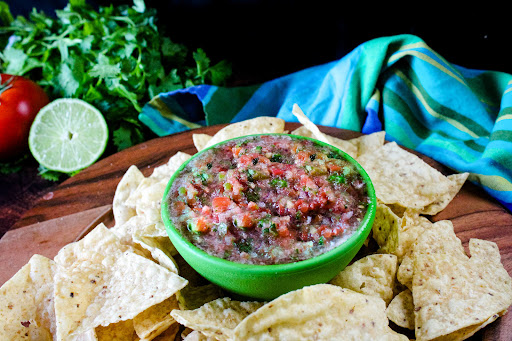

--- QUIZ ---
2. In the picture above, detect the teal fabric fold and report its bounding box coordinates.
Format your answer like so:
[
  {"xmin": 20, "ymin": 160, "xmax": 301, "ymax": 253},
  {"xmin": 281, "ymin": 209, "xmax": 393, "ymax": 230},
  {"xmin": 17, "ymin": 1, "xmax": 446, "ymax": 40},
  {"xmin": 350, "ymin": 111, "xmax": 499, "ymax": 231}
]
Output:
[{"xmin": 139, "ymin": 34, "xmax": 512, "ymax": 211}]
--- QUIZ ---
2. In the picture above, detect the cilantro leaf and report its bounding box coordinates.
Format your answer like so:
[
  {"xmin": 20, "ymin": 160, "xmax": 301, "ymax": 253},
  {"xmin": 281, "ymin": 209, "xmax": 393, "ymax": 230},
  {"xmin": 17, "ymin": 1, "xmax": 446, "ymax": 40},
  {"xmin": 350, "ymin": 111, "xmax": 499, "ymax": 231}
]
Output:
[
  {"xmin": 0, "ymin": 1, "xmax": 13, "ymax": 25},
  {"xmin": 38, "ymin": 165, "xmax": 64, "ymax": 181},
  {"xmin": 88, "ymin": 54, "xmax": 121, "ymax": 79}
]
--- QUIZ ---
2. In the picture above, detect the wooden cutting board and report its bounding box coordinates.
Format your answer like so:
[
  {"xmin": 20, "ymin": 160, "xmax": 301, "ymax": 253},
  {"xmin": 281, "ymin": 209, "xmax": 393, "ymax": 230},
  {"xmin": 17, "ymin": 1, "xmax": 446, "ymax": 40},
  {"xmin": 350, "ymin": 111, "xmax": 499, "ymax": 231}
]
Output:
[{"xmin": 3, "ymin": 123, "xmax": 511, "ymax": 340}]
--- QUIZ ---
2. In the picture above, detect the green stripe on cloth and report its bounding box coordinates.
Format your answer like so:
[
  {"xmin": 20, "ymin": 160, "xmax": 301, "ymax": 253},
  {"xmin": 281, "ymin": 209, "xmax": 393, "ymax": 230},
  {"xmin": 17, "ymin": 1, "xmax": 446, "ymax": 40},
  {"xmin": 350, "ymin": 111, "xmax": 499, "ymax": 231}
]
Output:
[
  {"xmin": 464, "ymin": 72, "xmax": 508, "ymax": 114},
  {"xmin": 394, "ymin": 68, "xmax": 490, "ymax": 138},
  {"xmin": 463, "ymin": 139, "xmax": 487, "ymax": 153},
  {"xmin": 483, "ymin": 148, "xmax": 512, "ymax": 170},
  {"xmin": 341, "ymin": 35, "xmax": 426, "ymax": 130},
  {"xmin": 382, "ymin": 86, "xmax": 430, "ymax": 141},
  {"xmin": 490, "ymin": 130, "xmax": 512, "ymax": 142},
  {"xmin": 382, "ymin": 86, "xmax": 489, "ymax": 155}
]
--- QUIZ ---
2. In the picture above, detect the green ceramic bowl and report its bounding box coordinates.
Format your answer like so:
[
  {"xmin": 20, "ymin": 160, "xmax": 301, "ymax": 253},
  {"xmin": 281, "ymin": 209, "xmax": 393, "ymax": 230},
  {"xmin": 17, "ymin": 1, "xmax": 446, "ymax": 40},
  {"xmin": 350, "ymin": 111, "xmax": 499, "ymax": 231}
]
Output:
[{"xmin": 161, "ymin": 134, "xmax": 376, "ymax": 301}]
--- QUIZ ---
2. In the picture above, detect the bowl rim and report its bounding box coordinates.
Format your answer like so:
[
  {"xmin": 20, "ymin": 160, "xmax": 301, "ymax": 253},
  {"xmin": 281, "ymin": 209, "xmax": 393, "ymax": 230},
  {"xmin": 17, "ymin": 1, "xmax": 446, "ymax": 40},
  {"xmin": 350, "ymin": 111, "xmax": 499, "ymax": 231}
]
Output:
[{"xmin": 161, "ymin": 133, "xmax": 377, "ymax": 273}]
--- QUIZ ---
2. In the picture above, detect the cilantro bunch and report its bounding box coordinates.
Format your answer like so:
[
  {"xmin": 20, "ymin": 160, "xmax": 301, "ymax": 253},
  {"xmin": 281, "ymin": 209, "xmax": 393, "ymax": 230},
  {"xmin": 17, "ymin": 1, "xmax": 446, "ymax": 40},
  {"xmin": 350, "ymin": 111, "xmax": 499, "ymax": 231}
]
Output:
[{"xmin": 0, "ymin": 0, "xmax": 231, "ymax": 177}]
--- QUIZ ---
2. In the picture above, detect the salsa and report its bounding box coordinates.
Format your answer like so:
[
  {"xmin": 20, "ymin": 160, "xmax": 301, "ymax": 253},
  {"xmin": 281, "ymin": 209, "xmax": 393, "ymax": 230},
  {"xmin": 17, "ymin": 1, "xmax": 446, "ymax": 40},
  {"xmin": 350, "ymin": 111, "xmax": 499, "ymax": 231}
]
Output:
[{"xmin": 167, "ymin": 135, "xmax": 370, "ymax": 265}]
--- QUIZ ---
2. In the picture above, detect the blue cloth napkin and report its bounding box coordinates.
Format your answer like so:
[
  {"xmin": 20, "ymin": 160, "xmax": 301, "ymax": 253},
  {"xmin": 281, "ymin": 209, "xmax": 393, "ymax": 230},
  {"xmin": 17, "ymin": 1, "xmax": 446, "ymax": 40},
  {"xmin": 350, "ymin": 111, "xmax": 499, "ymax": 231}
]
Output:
[{"xmin": 140, "ymin": 34, "xmax": 512, "ymax": 212}]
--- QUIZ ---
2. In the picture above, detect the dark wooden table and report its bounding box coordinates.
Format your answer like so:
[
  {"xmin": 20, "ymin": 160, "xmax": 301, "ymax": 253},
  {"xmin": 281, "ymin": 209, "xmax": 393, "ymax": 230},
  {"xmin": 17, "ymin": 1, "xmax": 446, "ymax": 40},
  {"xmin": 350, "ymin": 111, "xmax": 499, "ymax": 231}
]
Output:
[
  {"xmin": 1, "ymin": 123, "xmax": 511, "ymax": 340},
  {"xmin": 0, "ymin": 160, "xmax": 57, "ymax": 238}
]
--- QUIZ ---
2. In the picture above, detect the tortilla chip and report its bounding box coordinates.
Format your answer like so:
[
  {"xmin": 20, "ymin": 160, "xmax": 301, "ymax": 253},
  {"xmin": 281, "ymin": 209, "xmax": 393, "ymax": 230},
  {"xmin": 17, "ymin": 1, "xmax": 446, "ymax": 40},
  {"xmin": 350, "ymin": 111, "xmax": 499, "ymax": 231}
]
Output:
[
  {"xmin": 394, "ymin": 210, "xmax": 432, "ymax": 263},
  {"xmin": 182, "ymin": 330, "xmax": 214, "ymax": 341},
  {"xmin": 151, "ymin": 322, "xmax": 180, "ymax": 341},
  {"xmin": 150, "ymin": 151, "xmax": 192, "ymax": 181},
  {"xmin": 290, "ymin": 125, "xmax": 358, "ymax": 158},
  {"xmin": 411, "ymin": 226, "xmax": 512, "ymax": 340},
  {"xmin": 372, "ymin": 203, "xmax": 401, "ymax": 254},
  {"xmin": 348, "ymin": 131, "xmax": 387, "ymax": 159},
  {"xmin": 111, "ymin": 215, "xmax": 169, "ymax": 251},
  {"xmin": 291, "ymin": 105, "xmax": 358, "ymax": 158},
  {"xmin": 54, "ymin": 223, "xmax": 134, "ymax": 268},
  {"xmin": 176, "ymin": 283, "xmax": 225, "ymax": 311},
  {"xmin": 53, "ymin": 244, "xmax": 187, "ymax": 339},
  {"xmin": 386, "ymin": 289, "xmax": 415, "ymax": 330},
  {"xmin": 75, "ymin": 329, "xmax": 98, "ymax": 340},
  {"xmin": 233, "ymin": 284, "xmax": 408, "ymax": 340},
  {"xmin": 126, "ymin": 152, "xmax": 191, "ymax": 208},
  {"xmin": 357, "ymin": 142, "xmax": 453, "ymax": 210},
  {"xmin": 125, "ymin": 177, "xmax": 168, "ymax": 217},
  {"xmin": 132, "ymin": 233, "xmax": 179, "ymax": 273},
  {"xmin": 171, "ymin": 297, "xmax": 264, "ymax": 341},
  {"xmin": 420, "ymin": 172, "xmax": 469, "ymax": 215},
  {"xmin": 133, "ymin": 296, "xmax": 179, "ymax": 340},
  {"xmin": 124, "ymin": 152, "xmax": 191, "ymax": 227},
  {"xmin": 202, "ymin": 116, "xmax": 285, "ymax": 149},
  {"xmin": 0, "ymin": 255, "xmax": 56, "ymax": 340},
  {"xmin": 291, "ymin": 124, "xmax": 385, "ymax": 160},
  {"xmin": 330, "ymin": 254, "xmax": 398, "ymax": 305},
  {"xmin": 397, "ymin": 220, "xmax": 465, "ymax": 289},
  {"xmin": 396, "ymin": 252, "xmax": 414, "ymax": 290},
  {"xmin": 95, "ymin": 319, "xmax": 135, "ymax": 341},
  {"xmin": 192, "ymin": 133, "xmax": 213, "ymax": 152},
  {"xmin": 113, "ymin": 165, "xmax": 145, "ymax": 226}
]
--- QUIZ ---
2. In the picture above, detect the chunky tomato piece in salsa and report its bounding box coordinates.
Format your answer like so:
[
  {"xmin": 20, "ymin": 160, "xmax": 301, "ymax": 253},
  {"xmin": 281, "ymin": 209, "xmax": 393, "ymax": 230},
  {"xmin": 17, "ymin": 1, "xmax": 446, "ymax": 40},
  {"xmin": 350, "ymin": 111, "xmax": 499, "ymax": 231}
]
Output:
[{"xmin": 167, "ymin": 135, "xmax": 369, "ymax": 265}]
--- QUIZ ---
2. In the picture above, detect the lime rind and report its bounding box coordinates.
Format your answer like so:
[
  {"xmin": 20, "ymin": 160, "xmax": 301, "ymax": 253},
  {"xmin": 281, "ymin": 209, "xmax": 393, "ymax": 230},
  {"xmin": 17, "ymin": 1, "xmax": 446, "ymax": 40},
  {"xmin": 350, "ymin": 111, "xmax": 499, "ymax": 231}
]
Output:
[{"xmin": 29, "ymin": 98, "xmax": 108, "ymax": 173}]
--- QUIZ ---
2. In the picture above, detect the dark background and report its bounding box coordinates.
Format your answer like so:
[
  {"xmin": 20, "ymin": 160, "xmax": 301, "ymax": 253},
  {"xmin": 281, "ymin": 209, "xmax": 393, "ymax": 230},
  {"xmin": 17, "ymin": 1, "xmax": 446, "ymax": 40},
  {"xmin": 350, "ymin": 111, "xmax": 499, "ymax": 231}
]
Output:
[{"xmin": 7, "ymin": 1, "xmax": 511, "ymax": 84}]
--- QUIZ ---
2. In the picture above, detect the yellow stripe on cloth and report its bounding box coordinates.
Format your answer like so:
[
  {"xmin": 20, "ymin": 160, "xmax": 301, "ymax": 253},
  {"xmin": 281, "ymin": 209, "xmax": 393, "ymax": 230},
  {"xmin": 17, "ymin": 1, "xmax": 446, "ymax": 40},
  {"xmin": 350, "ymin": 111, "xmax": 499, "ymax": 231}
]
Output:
[
  {"xmin": 505, "ymin": 80, "xmax": 512, "ymax": 95},
  {"xmin": 497, "ymin": 114, "xmax": 512, "ymax": 123},
  {"xmin": 394, "ymin": 69, "xmax": 481, "ymax": 139},
  {"xmin": 149, "ymin": 97, "xmax": 202, "ymax": 130},
  {"xmin": 469, "ymin": 173, "xmax": 512, "ymax": 192},
  {"xmin": 389, "ymin": 42, "xmax": 466, "ymax": 86}
]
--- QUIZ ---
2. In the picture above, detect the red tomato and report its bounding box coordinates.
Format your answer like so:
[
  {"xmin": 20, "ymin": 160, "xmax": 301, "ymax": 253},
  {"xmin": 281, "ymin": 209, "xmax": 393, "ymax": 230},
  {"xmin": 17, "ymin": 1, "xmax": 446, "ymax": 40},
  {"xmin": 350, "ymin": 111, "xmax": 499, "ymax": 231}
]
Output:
[
  {"xmin": 238, "ymin": 214, "xmax": 254, "ymax": 229},
  {"xmin": 195, "ymin": 217, "xmax": 209, "ymax": 233},
  {"xmin": 0, "ymin": 74, "xmax": 49, "ymax": 160},
  {"xmin": 212, "ymin": 196, "xmax": 231, "ymax": 212}
]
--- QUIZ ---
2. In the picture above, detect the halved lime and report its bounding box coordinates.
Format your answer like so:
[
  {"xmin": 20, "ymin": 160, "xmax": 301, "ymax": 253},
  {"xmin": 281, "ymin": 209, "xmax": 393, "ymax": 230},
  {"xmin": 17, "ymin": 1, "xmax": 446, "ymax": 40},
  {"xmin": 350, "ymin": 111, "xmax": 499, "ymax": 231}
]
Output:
[{"xmin": 29, "ymin": 98, "xmax": 108, "ymax": 173}]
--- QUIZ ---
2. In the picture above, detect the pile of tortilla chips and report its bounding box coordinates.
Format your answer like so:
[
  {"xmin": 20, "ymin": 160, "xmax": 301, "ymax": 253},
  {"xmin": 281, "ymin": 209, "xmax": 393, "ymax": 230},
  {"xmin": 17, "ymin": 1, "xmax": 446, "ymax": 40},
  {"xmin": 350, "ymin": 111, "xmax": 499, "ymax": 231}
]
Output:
[{"xmin": 1, "ymin": 104, "xmax": 511, "ymax": 340}]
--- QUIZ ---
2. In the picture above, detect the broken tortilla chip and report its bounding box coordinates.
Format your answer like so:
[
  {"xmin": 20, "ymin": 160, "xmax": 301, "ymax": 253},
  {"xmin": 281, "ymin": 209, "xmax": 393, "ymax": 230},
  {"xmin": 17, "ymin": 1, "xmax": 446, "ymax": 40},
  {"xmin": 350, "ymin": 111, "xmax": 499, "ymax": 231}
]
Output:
[
  {"xmin": 192, "ymin": 133, "xmax": 213, "ymax": 152},
  {"xmin": 372, "ymin": 203, "xmax": 401, "ymax": 254},
  {"xmin": 113, "ymin": 165, "xmax": 145, "ymax": 226},
  {"xmin": 176, "ymin": 283, "xmax": 224, "ymax": 311},
  {"xmin": 386, "ymin": 289, "xmax": 415, "ymax": 330},
  {"xmin": 0, "ymin": 255, "xmax": 56, "ymax": 340},
  {"xmin": 348, "ymin": 131, "xmax": 387, "ymax": 159},
  {"xmin": 133, "ymin": 295, "xmax": 179, "ymax": 340},
  {"xmin": 171, "ymin": 297, "xmax": 264, "ymax": 341},
  {"xmin": 95, "ymin": 319, "xmax": 134, "ymax": 341},
  {"xmin": 329, "ymin": 254, "xmax": 398, "ymax": 305},
  {"xmin": 411, "ymin": 226, "xmax": 512, "ymax": 340},
  {"xmin": 419, "ymin": 172, "xmax": 469, "ymax": 215},
  {"xmin": 394, "ymin": 210, "xmax": 432, "ymax": 263}
]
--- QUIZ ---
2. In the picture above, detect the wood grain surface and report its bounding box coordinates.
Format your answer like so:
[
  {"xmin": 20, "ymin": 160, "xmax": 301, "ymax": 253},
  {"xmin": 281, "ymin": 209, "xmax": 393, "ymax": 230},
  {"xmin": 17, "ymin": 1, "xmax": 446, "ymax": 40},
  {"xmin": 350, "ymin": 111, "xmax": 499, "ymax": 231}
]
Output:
[{"xmin": 3, "ymin": 123, "xmax": 511, "ymax": 340}]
